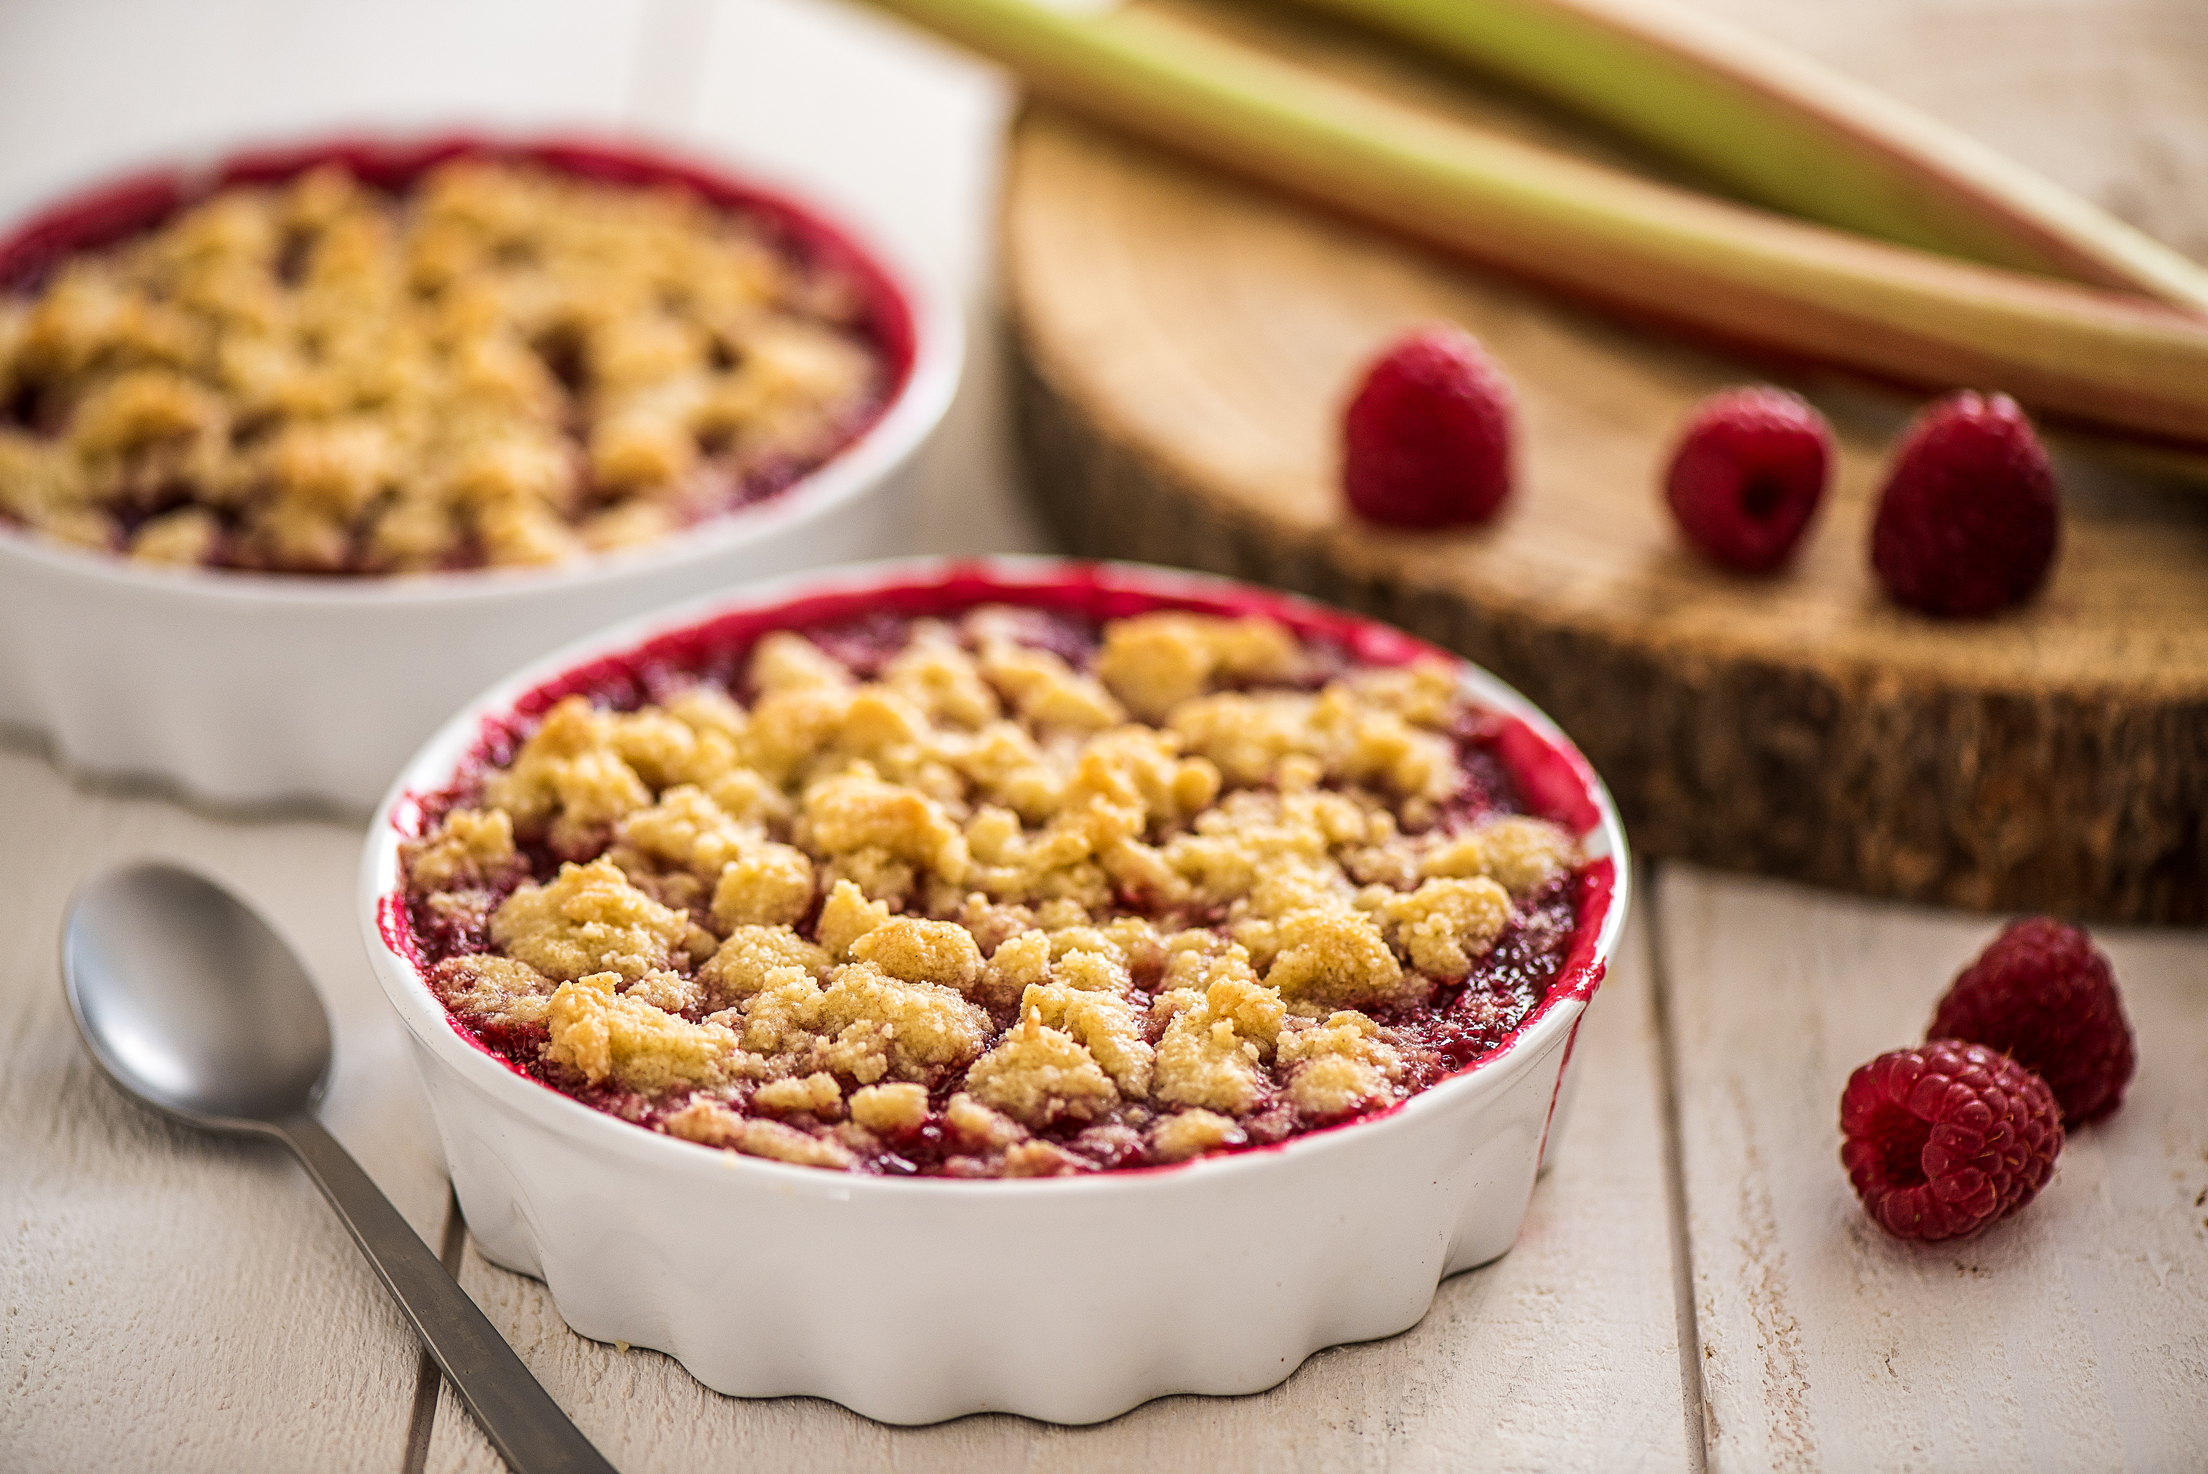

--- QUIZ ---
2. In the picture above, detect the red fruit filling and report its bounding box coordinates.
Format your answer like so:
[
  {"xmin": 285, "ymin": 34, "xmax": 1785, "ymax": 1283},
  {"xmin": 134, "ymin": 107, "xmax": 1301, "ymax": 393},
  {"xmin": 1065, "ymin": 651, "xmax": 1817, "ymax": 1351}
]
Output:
[{"xmin": 391, "ymin": 593, "xmax": 1606, "ymax": 1178}]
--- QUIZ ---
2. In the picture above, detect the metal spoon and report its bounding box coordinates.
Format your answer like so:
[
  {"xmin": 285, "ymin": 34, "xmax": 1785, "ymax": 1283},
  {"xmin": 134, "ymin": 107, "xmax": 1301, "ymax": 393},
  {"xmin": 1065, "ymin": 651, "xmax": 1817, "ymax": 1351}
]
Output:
[{"xmin": 60, "ymin": 861, "xmax": 618, "ymax": 1474}]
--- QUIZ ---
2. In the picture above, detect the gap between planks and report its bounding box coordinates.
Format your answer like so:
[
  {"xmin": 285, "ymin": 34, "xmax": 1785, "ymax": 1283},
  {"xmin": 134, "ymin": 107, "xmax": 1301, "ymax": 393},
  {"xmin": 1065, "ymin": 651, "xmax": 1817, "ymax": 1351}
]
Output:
[
  {"xmin": 1646, "ymin": 865, "xmax": 1713, "ymax": 1473},
  {"xmin": 401, "ymin": 1187, "xmax": 472, "ymax": 1474}
]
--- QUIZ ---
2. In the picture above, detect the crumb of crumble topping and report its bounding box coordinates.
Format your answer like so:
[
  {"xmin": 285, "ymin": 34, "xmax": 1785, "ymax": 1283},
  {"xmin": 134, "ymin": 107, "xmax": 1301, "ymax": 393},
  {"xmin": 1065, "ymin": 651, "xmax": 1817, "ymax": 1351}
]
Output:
[
  {"xmin": 1344, "ymin": 660, "xmax": 1462, "ymax": 723},
  {"xmin": 429, "ymin": 953, "xmax": 556, "ymax": 1027},
  {"xmin": 403, "ymin": 807, "xmax": 520, "ymax": 892},
  {"xmin": 130, "ymin": 506, "xmax": 220, "ymax": 564},
  {"xmin": 1048, "ymin": 945, "xmax": 1131, "ymax": 995},
  {"xmin": 1152, "ymin": 966, "xmax": 1278, "ymax": 1117},
  {"xmin": 977, "ymin": 635, "xmax": 1125, "ymax": 731},
  {"xmin": 492, "ymin": 859, "xmax": 693, "ymax": 982},
  {"xmin": 967, "ymin": 1009, "xmax": 1121, "ymax": 1127},
  {"xmin": 1017, "ymin": 980, "xmax": 1153, "ymax": 1096},
  {"xmin": 665, "ymin": 1100, "xmax": 857, "ymax": 1169},
  {"xmin": 1093, "ymin": 612, "xmax": 1304, "ymax": 722},
  {"xmin": 1278, "ymin": 1011, "xmax": 1403, "ymax": 1120},
  {"xmin": 545, "ymin": 972, "xmax": 743, "ymax": 1092},
  {"xmin": 882, "ymin": 622, "xmax": 1000, "ymax": 727},
  {"xmin": 978, "ymin": 927, "xmax": 1052, "ymax": 1011},
  {"xmin": 400, "ymin": 604, "xmax": 1591, "ymax": 1177},
  {"xmin": 741, "ymin": 684, "xmax": 857, "ymax": 788},
  {"xmin": 1002, "ymin": 1139, "xmax": 1083, "ymax": 1177},
  {"xmin": 708, "ymin": 844, "xmax": 816, "ymax": 930},
  {"xmin": 945, "ymin": 1091, "xmax": 1026, "ymax": 1150},
  {"xmin": 848, "ymin": 1081, "xmax": 929, "ymax": 1134},
  {"xmin": 753, "ymin": 1071, "xmax": 846, "ymax": 1118},
  {"xmin": 614, "ymin": 785, "xmax": 757, "ymax": 878},
  {"xmin": 801, "ymin": 766, "xmax": 970, "ymax": 887},
  {"xmin": 751, "ymin": 630, "xmax": 856, "ymax": 695},
  {"xmin": 1422, "ymin": 815, "xmax": 1577, "ymax": 898},
  {"xmin": 816, "ymin": 879, "xmax": 891, "ymax": 960},
  {"xmin": 847, "ymin": 917, "xmax": 986, "ymax": 994},
  {"xmin": 1151, "ymin": 1107, "xmax": 1247, "ymax": 1162},
  {"xmin": 1167, "ymin": 687, "xmax": 1454, "ymax": 803},
  {"xmin": 1262, "ymin": 908, "xmax": 1419, "ymax": 1013},
  {"xmin": 697, "ymin": 925, "xmax": 831, "ymax": 1008},
  {"xmin": 484, "ymin": 698, "xmax": 654, "ymax": 852},
  {"xmin": 737, "ymin": 959, "xmax": 990, "ymax": 1086},
  {"xmin": 0, "ymin": 157, "xmax": 888, "ymax": 572},
  {"xmin": 1381, "ymin": 876, "xmax": 1512, "ymax": 979}
]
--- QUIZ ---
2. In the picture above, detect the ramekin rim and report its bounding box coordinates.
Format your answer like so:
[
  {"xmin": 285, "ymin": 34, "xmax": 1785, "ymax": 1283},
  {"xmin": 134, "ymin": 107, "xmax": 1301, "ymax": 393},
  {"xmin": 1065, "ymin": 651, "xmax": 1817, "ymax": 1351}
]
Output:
[
  {"xmin": 358, "ymin": 555, "xmax": 1631, "ymax": 1197},
  {"xmin": 0, "ymin": 128, "xmax": 963, "ymax": 607}
]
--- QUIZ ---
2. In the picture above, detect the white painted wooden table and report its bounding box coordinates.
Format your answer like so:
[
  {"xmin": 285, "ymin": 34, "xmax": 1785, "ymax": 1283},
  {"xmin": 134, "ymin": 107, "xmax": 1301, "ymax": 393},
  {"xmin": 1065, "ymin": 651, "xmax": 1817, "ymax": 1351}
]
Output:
[{"xmin": 0, "ymin": 1, "xmax": 2202, "ymax": 1470}]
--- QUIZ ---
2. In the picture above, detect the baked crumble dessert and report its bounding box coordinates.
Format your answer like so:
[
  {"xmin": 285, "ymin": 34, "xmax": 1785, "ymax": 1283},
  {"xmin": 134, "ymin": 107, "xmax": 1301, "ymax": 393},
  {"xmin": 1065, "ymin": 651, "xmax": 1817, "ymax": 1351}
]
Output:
[
  {"xmin": 0, "ymin": 153, "xmax": 890, "ymax": 572},
  {"xmin": 394, "ymin": 601, "xmax": 1593, "ymax": 1177}
]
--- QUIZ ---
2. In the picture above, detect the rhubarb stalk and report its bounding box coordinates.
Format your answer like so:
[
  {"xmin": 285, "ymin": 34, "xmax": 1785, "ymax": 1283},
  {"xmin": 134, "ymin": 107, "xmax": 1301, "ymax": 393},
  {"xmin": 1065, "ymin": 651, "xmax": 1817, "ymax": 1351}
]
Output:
[
  {"xmin": 1273, "ymin": 0, "xmax": 2208, "ymax": 316},
  {"xmin": 852, "ymin": 0, "xmax": 2208, "ymax": 444}
]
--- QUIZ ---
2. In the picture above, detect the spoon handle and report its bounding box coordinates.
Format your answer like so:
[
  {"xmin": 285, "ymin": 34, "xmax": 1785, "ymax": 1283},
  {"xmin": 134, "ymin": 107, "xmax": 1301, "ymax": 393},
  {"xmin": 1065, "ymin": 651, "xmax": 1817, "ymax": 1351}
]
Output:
[{"xmin": 279, "ymin": 1113, "xmax": 619, "ymax": 1474}]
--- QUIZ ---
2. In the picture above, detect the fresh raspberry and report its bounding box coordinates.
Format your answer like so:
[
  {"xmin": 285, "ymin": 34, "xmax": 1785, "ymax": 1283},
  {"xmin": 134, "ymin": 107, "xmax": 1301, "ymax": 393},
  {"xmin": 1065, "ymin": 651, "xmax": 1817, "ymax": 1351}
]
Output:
[
  {"xmin": 1929, "ymin": 917, "xmax": 2135, "ymax": 1125},
  {"xmin": 1342, "ymin": 324, "xmax": 1514, "ymax": 528},
  {"xmin": 1840, "ymin": 1040, "xmax": 2062, "ymax": 1241},
  {"xmin": 1870, "ymin": 391, "xmax": 2059, "ymax": 617},
  {"xmin": 1662, "ymin": 386, "xmax": 1831, "ymax": 572}
]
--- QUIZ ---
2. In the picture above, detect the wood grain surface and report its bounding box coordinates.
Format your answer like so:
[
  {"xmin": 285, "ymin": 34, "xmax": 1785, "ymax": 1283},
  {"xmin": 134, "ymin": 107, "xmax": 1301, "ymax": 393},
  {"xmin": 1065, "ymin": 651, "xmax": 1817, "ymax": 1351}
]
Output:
[
  {"xmin": 0, "ymin": 746, "xmax": 452, "ymax": 1474},
  {"xmin": 1657, "ymin": 866, "xmax": 2208, "ymax": 1473},
  {"xmin": 1002, "ymin": 0, "xmax": 2208, "ymax": 923}
]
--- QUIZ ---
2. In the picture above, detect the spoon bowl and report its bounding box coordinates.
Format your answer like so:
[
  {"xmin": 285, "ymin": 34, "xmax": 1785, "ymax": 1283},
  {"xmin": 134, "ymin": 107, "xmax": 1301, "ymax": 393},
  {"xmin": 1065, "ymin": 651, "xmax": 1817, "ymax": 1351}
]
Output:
[{"xmin": 63, "ymin": 863, "xmax": 331, "ymax": 1131}]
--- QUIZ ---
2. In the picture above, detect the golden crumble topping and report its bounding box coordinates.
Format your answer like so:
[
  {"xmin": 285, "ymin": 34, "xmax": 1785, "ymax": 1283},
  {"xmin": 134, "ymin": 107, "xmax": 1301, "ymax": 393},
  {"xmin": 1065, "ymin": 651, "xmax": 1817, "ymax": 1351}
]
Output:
[
  {"xmin": 402, "ymin": 605, "xmax": 1587, "ymax": 1177},
  {"xmin": 0, "ymin": 156, "xmax": 886, "ymax": 572}
]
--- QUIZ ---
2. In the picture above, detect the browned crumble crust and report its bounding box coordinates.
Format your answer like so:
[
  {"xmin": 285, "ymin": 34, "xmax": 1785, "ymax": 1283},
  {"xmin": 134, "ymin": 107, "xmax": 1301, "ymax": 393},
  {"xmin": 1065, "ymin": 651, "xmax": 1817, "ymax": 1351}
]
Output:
[
  {"xmin": 0, "ymin": 160, "xmax": 882, "ymax": 571},
  {"xmin": 402, "ymin": 609, "xmax": 1583, "ymax": 1176}
]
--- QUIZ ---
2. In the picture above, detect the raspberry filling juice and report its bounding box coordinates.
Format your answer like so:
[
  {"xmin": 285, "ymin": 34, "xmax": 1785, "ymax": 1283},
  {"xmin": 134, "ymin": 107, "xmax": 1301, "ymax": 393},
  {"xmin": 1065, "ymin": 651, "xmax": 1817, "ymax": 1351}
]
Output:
[{"xmin": 388, "ymin": 583, "xmax": 1602, "ymax": 1178}]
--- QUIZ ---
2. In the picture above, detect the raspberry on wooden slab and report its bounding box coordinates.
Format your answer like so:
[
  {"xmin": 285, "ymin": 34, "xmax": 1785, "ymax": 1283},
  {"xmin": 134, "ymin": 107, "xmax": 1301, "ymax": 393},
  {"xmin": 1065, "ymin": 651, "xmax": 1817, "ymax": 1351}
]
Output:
[
  {"xmin": 1662, "ymin": 386, "xmax": 1831, "ymax": 572},
  {"xmin": 1341, "ymin": 323, "xmax": 1515, "ymax": 529},
  {"xmin": 1870, "ymin": 391, "xmax": 2059, "ymax": 617}
]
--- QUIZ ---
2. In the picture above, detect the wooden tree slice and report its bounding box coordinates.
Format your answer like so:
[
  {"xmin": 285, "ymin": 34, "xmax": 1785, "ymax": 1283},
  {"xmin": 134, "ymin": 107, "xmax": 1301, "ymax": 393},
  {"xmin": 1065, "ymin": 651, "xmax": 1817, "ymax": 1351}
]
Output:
[{"xmin": 1000, "ymin": 1, "xmax": 2208, "ymax": 923}]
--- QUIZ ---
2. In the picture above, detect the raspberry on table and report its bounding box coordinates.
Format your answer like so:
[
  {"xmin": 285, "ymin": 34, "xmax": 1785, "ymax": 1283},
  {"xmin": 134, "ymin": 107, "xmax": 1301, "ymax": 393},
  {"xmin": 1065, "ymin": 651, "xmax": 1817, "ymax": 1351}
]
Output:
[
  {"xmin": 1662, "ymin": 386, "xmax": 1832, "ymax": 572},
  {"xmin": 1870, "ymin": 390, "xmax": 2060, "ymax": 617},
  {"xmin": 1342, "ymin": 323, "xmax": 1515, "ymax": 529},
  {"xmin": 1929, "ymin": 917, "xmax": 2136, "ymax": 1125},
  {"xmin": 1839, "ymin": 1040, "xmax": 2062, "ymax": 1242}
]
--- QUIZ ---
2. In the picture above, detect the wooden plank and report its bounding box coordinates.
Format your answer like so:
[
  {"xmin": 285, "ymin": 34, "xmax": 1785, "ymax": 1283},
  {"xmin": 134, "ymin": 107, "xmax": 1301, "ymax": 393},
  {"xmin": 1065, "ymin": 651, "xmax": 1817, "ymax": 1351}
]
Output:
[
  {"xmin": 422, "ymin": 877, "xmax": 1688, "ymax": 1472},
  {"xmin": 1656, "ymin": 864, "xmax": 2208, "ymax": 1473},
  {"xmin": 0, "ymin": 746, "xmax": 454, "ymax": 1472}
]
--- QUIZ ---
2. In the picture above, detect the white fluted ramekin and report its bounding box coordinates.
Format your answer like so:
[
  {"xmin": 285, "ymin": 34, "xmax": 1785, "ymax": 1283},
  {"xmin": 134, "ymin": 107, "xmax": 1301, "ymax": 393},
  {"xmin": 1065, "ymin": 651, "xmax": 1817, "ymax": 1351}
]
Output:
[
  {"xmin": 359, "ymin": 558, "xmax": 1629, "ymax": 1426},
  {"xmin": 0, "ymin": 135, "xmax": 959, "ymax": 811}
]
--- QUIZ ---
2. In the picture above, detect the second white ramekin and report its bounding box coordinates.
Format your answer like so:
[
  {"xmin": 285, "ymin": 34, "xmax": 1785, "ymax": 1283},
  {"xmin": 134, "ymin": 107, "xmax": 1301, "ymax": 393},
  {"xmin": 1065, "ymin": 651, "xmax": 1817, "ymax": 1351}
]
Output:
[{"xmin": 0, "ymin": 135, "xmax": 961, "ymax": 811}]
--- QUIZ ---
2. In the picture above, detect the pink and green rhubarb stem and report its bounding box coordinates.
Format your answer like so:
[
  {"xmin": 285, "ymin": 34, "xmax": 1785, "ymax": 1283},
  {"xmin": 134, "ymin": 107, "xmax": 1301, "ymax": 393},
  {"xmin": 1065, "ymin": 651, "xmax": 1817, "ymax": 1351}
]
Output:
[
  {"xmin": 854, "ymin": 0, "xmax": 2208, "ymax": 447},
  {"xmin": 1274, "ymin": 0, "xmax": 2208, "ymax": 316}
]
